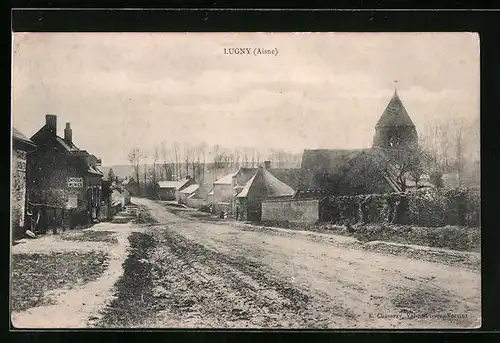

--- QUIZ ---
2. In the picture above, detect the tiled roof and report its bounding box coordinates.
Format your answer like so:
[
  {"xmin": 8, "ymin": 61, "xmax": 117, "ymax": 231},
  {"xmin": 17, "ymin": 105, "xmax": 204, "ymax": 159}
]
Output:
[
  {"xmin": 376, "ymin": 91, "xmax": 415, "ymax": 128},
  {"xmin": 236, "ymin": 174, "xmax": 257, "ymax": 198},
  {"xmin": 13, "ymin": 128, "xmax": 36, "ymax": 146},
  {"xmin": 88, "ymin": 166, "xmax": 103, "ymax": 176},
  {"xmin": 55, "ymin": 136, "xmax": 79, "ymax": 152},
  {"xmin": 301, "ymin": 149, "xmax": 368, "ymax": 175},
  {"xmin": 214, "ymin": 172, "xmax": 236, "ymax": 185},
  {"xmin": 237, "ymin": 168, "xmax": 295, "ymax": 198},
  {"xmin": 261, "ymin": 168, "xmax": 295, "ymax": 197},
  {"xmin": 157, "ymin": 179, "xmax": 190, "ymax": 190},
  {"xmin": 180, "ymin": 184, "xmax": 199, "ymax": 194}
]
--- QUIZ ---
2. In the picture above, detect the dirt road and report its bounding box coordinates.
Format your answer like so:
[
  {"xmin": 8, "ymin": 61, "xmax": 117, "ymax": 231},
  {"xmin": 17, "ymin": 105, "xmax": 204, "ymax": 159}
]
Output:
[
  {"xmin": 128, "ymin": 198, "xmax": 481, "ymax": 329},
  {"xmin": 11, "ymin": 198, "xmax": 480, "ymax": 329}
]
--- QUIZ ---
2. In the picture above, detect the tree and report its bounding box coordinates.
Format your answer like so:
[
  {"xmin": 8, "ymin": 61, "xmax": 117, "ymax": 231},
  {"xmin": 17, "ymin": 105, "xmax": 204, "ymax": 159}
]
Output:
[
  {"xmin": 142, "ymin": 152, "xmax": 148, "ymax": 196},
  {"xmin": 160, "ymin": 141, "xmax": 173, "ymax": 181},
  {"xmin": 152, "ymin": 145, "xmax": 159, "ymax": 188},
  {"xmin": 454, "ymin": 121, "xmax": 464, "ymax": 186},
  {"xmin": 384, "ymin": 145, "xmax": 430, "ymax": 191},
  {"xmin": 127, "ymin": 148, "xmax": 142, "ymax": 191},
  {"xmin": 173, "ymin": 141, "xmax": 180, "ymax": 180},
  {"xmin": 107, "ymin": 168, "xmax": 116, "ymax": 182}
]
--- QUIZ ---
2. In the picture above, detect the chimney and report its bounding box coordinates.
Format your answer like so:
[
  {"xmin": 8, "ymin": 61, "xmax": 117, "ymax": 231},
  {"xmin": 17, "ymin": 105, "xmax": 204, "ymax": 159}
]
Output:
[
  {"xmin": 45, "ymin": 114, "xmax": 57, "ymax": 134},
  {"xmin": 264, "ymin": 160, "xmax": 271, "ymax": 169},
  {"xmin": 64, "ymin": 122, "xmax": 72, "ymax": 144}
]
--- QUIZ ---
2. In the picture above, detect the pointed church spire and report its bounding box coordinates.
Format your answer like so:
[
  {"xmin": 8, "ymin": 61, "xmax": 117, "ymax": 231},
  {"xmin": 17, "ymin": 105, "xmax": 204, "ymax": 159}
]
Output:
[{"xmin": 372, "ymin": 85, "xmax": 419, "ymax": 149}]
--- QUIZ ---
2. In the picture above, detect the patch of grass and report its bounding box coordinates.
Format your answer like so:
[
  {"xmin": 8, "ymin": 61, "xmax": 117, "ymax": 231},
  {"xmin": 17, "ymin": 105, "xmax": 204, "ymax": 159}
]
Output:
[
  {"xmin": 11, "ymin": 251, "xmax": 109, "ymax": 312},
  {"xmin": 59, "ymin": 231, "xmax": 118, "ymax": 244},
  {"xmin": 391, "ymin": 285, "xmax": 451, "ymax": 315},
  {"xmin": 96, "ymin": 232, "xmax": 157, "ymax": 328},
  {"xmin": 133, "ymin": 207, "xmax": 158, "ymax": 225},
  {"xmin": 345, "ymin": 224, "xmax": 480, "ymax": 252}
]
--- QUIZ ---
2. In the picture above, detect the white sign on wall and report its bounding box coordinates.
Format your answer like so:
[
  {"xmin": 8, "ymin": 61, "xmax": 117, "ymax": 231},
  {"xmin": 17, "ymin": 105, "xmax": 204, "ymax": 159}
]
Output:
[
  {"xmin": 66, "ymin": 195, "xmax": 78, "ymax": 209},
  {"xmin": 68, "ymin": 177, "xmax": 83, "ymax": 188}
]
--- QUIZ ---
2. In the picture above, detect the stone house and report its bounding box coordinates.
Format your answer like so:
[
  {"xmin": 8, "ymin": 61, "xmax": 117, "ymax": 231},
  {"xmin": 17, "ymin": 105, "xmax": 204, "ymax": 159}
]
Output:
[
  {"xmin": 28, "ymin": 114, "xmax": 104, "ymax": 229},
  {"xmin": 11, "ymin": 128, "xmax": 37, "ymax": 239}
]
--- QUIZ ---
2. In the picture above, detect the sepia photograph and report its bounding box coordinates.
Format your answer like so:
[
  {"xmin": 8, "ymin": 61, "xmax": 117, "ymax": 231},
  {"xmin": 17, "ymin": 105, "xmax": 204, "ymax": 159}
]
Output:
[{"xmin": 10, "ymin": 32, "xmax": 480, "ymax": 329}]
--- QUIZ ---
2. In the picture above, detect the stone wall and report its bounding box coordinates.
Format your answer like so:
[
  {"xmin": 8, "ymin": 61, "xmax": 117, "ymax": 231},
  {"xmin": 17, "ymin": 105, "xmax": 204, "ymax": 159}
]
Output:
[
  {"xmin": 261, "ymin": 199, "xmax": 320, "ymax": 223},
  {"xmin": 11, "ymin": 148, "xmax": 27, "ymax": 238}
]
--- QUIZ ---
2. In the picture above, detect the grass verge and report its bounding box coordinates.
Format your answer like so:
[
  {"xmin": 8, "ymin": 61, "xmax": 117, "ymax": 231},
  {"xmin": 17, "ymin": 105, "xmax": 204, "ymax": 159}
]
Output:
[
  {"xmin": 96, "ymin": 232, "xmax": 157, "ymax": 328},
  {"xmin": 11, "ymin": 251, "xmax": 109, "ymax": 312},
  {"xmin": 259, "ymin": 221, "xmax": 480, "ymax": 252},
  {"xmin": 59, "ymin": 231, "xmax": 118, "ymax": 244}
]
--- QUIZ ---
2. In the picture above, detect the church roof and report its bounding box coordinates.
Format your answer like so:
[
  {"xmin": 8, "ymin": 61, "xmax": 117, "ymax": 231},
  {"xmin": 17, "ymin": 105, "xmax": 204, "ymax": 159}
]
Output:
[
  {"xmin": 301, "ymin": 149, "xmax": 369, "ymax": 174},
  {"xmin": 376, "ymin": 91, "xmax": 415, "ymax": 128}
]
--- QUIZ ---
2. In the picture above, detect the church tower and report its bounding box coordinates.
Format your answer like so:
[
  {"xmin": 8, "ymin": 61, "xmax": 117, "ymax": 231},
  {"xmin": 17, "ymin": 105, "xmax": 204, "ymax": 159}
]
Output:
[{"xmin": 373, "ymin": 90, "xmax": 418, "ymax": 149}]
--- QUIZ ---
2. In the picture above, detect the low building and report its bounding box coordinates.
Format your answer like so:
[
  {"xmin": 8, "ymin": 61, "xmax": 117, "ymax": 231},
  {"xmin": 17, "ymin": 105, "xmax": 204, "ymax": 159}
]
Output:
[
  {"xmin": 28, "ymin": 114, "xmax": 104, "ymax": 230},
  {"xmin": 234, "ymin": 167, "xmax": 295, "ymax": 221},
  {"xmin": 11, "ymin": 128, "xmax": 37, "ymax": 239},
  {"xmin": 156, "ymin": 176, "xmax": 196, "ymax": 201},
  {"xmin": 178, "ymin": 184, "xmax": 200, "ymax": 205},
  {"xmin": 210, "ymin": 167, "xmax": 258, "ymax": 215}
]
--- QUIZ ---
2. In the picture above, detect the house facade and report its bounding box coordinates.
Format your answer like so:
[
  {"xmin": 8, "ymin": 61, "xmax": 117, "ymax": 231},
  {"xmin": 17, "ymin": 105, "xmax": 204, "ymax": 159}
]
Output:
[
  {"xmin": 28, "ymin": 114, "xmax": 104, "ymax": 229},
  {"xmin": 210, "ymin": 167, "xmax": 258, "ymax": 215},
  {"xmin": 11, "ymin": 128, "xmax": 37, "ymax": 239}
]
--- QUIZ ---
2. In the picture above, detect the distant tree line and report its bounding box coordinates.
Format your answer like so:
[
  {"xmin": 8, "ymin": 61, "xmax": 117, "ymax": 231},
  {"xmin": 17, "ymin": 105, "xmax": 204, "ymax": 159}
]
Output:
[{"xmin": 127, "ymin": 142, "xmax": 303, "ymax": 198}]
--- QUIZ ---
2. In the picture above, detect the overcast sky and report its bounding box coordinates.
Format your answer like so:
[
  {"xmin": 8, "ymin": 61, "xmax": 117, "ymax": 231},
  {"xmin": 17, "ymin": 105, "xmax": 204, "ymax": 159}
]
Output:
[{"xmin": 12, "ymin": 32, "xmax": 479, "ymax": 165}]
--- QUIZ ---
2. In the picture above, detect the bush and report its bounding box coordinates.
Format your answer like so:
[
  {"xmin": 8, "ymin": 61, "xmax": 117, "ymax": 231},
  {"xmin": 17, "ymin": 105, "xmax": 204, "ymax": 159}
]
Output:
[{"xmin": 360, "ymin": 194, "xmax": 389, "ymax": 224}]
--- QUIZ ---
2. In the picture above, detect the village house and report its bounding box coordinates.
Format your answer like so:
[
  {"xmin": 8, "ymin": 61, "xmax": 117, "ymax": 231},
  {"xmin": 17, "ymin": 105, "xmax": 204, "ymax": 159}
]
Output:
[
  {"xmin": 156, "ymin": 176, "xmax": 196, "ymax": 202},
  {"xmin": 207, "ymin": 162, "xmax": 296, "ymax": 219},
  {"xmin": 234, "ymin": 166, "xmax": 295, "ymax": 221},
  {"xmin": 186, "ymin": 191, "xmax": 208, "ymax": 209},
  {"xmin": 178, "ymin": 184, "xmax": 200, "ymax": 205},
  {"xmin": 11, "ymin": 128, "xmax": 37, "ymax": 239},
  {"xmin": 208, "ymin": 167, "xmax": 259, "ymax": 214},
  {"xmin": 28, "ymin": 114, "xmax": 105, "ymax": 231}
]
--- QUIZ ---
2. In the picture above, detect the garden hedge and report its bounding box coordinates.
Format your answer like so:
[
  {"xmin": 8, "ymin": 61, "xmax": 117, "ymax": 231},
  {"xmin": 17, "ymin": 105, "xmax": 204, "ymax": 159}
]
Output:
[{"xmin": 319, "ymin": 187, "xmax": 480, "ymax": 228}]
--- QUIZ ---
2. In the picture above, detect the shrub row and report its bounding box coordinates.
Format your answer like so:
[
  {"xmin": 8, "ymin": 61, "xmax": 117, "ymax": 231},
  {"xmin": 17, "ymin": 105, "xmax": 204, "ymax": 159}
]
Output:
[{"xmin": 319, "ymin": 187, "xmax": 480, "ymax": 228}]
